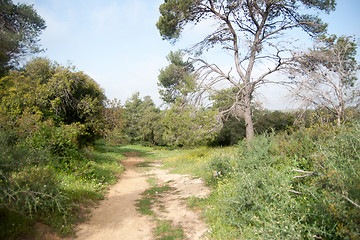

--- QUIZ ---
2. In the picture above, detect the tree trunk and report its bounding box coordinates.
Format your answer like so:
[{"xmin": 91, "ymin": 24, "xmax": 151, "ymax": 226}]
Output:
[
  {"xmin": 244, "ymin": 108, "xmax": 254, "ymax": 140},
  {"xmin": 337, "ymin": 108, "xmax": 342, "ymax": 127},
  {"xmin": 243, "ymin": 94, "xmax": 254, "ymax": 140}
]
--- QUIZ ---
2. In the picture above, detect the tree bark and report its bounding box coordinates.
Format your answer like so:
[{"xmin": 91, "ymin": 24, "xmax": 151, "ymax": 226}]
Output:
[{"xmin": 243, "ymin": 94, "xmax": 254, "ymax": 139}]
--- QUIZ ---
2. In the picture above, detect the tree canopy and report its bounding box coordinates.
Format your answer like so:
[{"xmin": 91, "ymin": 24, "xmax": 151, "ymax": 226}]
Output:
[
  {"xmin": 158, "ymin": 51, "xmax": 196, "ymax": 105},
  {"xmin": 123, "ymin": 92, "xmax": 162, "ymax": 145},
  {"xmin": 0, "ymin": 0, "xmax": 46, "ymax": 76}
]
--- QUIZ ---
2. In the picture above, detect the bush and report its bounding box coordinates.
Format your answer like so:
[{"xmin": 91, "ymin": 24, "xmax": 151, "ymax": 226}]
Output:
[
  {"xmin": 1, "ymin": 166, "xmax": 68, "ymax": 217},
  {"xmin": 203, "ymin": 122, "xmax": 360, "ymax": 239},
  {"xmin": 0, "ymin": 129, "xmax": 125, "ymax": 238}
]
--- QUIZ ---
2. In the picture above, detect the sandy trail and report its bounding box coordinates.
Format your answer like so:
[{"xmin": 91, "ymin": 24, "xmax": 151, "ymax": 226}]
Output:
[
  {"xmin": 73, "ymin": 152, "xmax": 154, "ymax": 240},
  {"xmin": 147, "ymin": 163, "xmax": 211, "ymax": 239},
  {"xmin": 39, "ymin": 152, "xmax": 212, "ymax": 240}
]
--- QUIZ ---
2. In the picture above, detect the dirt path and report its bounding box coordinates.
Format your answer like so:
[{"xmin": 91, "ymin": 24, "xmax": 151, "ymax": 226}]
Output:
[
  {"xmin": 147, "ymin": 163, "xmax": 211, "ymax": 239},
  {"xmin": 73, "ymin": 152, "xmax": 153, "ymax": 240},
  {"xmin": 71, "ymin": 152, "xmax": 210, "ymax": 240}
]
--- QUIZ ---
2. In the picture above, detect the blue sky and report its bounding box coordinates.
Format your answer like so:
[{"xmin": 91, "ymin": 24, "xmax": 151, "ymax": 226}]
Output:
[{"xmin": 20, "ymin": 0, "xmax": 360, "ymax": 109}]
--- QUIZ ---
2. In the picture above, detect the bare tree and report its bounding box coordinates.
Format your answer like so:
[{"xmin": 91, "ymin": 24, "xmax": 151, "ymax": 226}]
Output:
[
  {"xmin": 290, "ymin": 35, "xmax": 359, "ymax": 126},
  {"xmin": 156, "ymin": 0, "xmax": 336, "ymax": 139}
]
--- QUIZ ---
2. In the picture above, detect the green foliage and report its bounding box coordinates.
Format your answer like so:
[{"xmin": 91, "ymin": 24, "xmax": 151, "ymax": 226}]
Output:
[
  {"xmin": 0, "ymin": 137, "xmax": 126, "ymax": 239},
  {"xmin": 2, "ymin": 166, "xmax": 68, "ymax": 217},
  {"xmin": 211, "ymin": 107, "xmax": 295, "ymax": 146},
  {"xmin": 156, "ymin": 0, "xmax": 197, "ymax": 41},
  {"xmin": 0, "ymin": 0, "xmax": 46, "ymax": 76},
  {"xmin": 210, "ymin": 87, "xmax": 247, "ymax": 145},
  {"xmin": 124, "ymin": 92, "xmax": 163, "ymax": 145},
  {"xmin": 161, "ymin": 121, "xmax": 360, "ymax": 239},
  {"xmin": 212, "ymin": 116, "xmax": 246, "ymax": 146},
  {"xmin": 136, "ymin": 185, "xmax": 173, "ymax": 216},
  {"xmin": 0, "ymin": 58, "xmax": 107, "ymax": 145},
  {"xmin": 103, "ymin": 98, "xmax": 125, "ymax": 145},
  {"xmin": 212, "ymin": 124, "xmax": 359, "ymax": 239},
  {"xmin": 161, "ymin": 103, "xmax": 221, "ymax": 147},
  {"xmin": 254, "ymin": 109, "xmax": 295, "ymax": 134},
  {"xmin": 154, "ymin": 219, "xmax": 185, "ymax": 240},
  {"xmin": 158, "ymin": 51, "xmax": 196, "ymax": 104},
  {"xmin": 157, "ymin": 0, "xmax": 336, "ymax": 140},
  {"xmin": 157, "ymin": 0, "xmax": 334, "ymax": 42}
]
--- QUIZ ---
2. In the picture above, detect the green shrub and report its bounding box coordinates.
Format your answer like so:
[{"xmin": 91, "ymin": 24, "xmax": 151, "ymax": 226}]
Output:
[
  {"xmin": 203, "ymin": 122, "xmax": 360, "ymax": 239},
  {"xmin": 0, "ymin": 126, "xmax": 126, "ymax": 238},
  {"xmin": 2, "ymin": 166, "xmax": 68, "ymax": 216}
]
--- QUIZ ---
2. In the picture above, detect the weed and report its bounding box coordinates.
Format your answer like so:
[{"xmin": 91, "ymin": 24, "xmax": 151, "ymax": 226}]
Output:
[
  {"xmin": 137, "ymin": 161, "xmax": 154, "ymax": 168},
  {"xmin": 158, "ymin": 122, "xmax": 360, "ymax": 239}
]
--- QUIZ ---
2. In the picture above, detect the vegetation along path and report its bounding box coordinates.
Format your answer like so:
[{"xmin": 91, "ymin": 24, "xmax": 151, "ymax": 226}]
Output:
[{"xmin": 72, "ymin": 151, "xmax": 210, "ymax": 240}]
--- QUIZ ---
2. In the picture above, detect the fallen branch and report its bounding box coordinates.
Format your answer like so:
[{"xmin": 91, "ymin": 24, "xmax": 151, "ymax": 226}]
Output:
[
  {"xmin": 292, "ymin": 169, "xmax": 315, "ymax": 174},
  {"xmin": 293, "ymin": 174, "xmax": 315, "ymax": 179},
  {"xmin": 288, "ymin": 190, "xmax": 302, "ymax": 195},
  {"xmin": 343, "ymin": 195, "xmax": 360, "ymax": 210},
  {"xmin": 292, "ymin": 169, "xmax": 317, "ymax": 179}
]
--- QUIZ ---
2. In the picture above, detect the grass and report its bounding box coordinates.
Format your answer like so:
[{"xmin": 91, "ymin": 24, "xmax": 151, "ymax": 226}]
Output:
[
  {"xmin": 147, "ymin": 177, "xmax": 158, "ymax": 187},
  {"xmin": 4, "ymin": 120, "xmax": 355, "ymax": 239},
  {"xmin": 136, "ymin": 182, "xmax": 185, "ymax": 240},
  {"xmin": 135, "ymin": 185, "xmax": 174, "ymax": 216},
  {"xmin": 154, "ymin": 219, "xmax": 185, "ymax": 240}
]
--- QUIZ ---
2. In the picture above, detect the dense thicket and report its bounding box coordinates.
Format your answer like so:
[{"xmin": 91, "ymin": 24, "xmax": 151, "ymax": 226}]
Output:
[{"xmin": 0, "ymin": 58, "xmax": 106, "ymax": 146}]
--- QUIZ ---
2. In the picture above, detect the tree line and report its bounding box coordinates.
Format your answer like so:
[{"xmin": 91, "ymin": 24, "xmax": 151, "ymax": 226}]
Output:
[{"xmin": 1, "ymin": 0, "xmax": 359, "ymax": 149}]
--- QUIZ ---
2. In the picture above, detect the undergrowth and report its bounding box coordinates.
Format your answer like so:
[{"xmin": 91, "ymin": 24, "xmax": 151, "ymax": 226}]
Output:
[
  {"xmin": 0, "ymin": 138, "xmax": 127, "ymax": 239},
  {"xmin": 161, "ymin": 121, "xmax": 360, "ymax": 239}
]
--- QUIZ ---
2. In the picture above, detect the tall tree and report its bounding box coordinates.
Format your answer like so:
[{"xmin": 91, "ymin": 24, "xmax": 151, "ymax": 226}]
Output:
[
  {"xmin": 158, "ymin": 50, "xmax": 196, "ymax": 105},
  {"xmin": 156, "ymin": 0, "xmax": 336, "ymax": 139},
  {"xmin": 123, "ymin": 92, "xmax": 162, "ymax": 144},
  {"xmin": 290, "ymin": 35, "xmax": 359, "ymax": 126},
  {"xmin": 0, "ymin": 0, "xmax": 46, "ymax": 76}
]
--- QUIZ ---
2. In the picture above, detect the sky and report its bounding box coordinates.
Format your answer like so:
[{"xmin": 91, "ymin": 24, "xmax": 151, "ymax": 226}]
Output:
[{"xmin": 18, "ymin": 0, "xmax": 360, "ymax": 110}]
